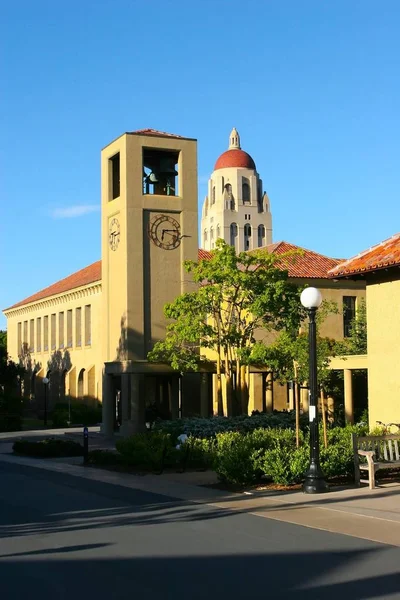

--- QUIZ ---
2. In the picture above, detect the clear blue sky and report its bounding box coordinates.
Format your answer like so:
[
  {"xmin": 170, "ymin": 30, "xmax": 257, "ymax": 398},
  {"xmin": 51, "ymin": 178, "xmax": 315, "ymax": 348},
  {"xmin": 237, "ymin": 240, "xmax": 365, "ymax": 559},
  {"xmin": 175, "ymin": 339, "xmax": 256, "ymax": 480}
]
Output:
[{"xmin": 2, "ymin": 0, "xmax": 400, "ymax": 329}]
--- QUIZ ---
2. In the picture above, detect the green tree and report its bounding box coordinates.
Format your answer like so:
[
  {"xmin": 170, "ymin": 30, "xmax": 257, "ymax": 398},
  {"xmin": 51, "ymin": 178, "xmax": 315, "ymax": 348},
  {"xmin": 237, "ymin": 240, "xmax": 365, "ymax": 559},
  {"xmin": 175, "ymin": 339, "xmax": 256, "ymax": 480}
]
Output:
[
  {"xmin": 0, "ymin": 331, "xmax": 24, "ymax": 391},
  {"xmin": 148, "ymin": 239, "xmax": 306, "ymax": 415}
]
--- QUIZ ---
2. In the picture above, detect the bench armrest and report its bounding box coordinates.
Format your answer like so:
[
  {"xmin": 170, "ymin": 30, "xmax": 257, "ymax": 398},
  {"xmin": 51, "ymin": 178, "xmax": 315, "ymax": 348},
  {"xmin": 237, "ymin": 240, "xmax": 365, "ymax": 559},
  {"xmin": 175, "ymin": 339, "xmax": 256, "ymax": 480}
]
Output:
[{"xmin": 358, "ymin": 450, "xmax": 375, "ymax": 458}]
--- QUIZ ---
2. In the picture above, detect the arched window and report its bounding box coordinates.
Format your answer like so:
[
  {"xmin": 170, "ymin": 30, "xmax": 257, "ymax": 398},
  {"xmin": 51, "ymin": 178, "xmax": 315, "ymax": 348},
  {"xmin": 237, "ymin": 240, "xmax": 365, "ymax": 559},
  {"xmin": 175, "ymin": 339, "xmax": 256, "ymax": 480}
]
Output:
[
  {"xmin": 204, "ymin": 229, "xmax": 208, "ymax": 243},
  {"xmin": 78, "ymin": 368, "xmax": 85, "ymax": 400},
  {"xmin": 212, "ymin": 186, "xmax": 216, "ymax": 205},
  {"xmin": 230, "ymin": 223, "xmax": 238, "ymax": 248},
  {"xmin": 258, "ymin": 224, "xmax": 266, "ymax": 247},
  {"xmin": 216, "ymin": 224, "xmax": 220, "ymax": 239},
  {"xmin": 242, "ymin": 178, "xmax": 251, "ymax": 203},
  {"xmin": 221, "ymin": 177, "xmax": 225, "ymax": 192},
  {"xmin": 244, "ymin": 223, "xmax": 252, "ymax": 250}
]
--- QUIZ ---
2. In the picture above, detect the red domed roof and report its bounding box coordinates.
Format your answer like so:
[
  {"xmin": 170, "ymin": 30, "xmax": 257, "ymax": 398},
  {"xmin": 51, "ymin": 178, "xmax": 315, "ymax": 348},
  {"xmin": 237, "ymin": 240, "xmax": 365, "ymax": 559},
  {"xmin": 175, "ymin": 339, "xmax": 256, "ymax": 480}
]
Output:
[{"xmin": 214, "ymin": 149, "xmax": 256, "ymax": 171}]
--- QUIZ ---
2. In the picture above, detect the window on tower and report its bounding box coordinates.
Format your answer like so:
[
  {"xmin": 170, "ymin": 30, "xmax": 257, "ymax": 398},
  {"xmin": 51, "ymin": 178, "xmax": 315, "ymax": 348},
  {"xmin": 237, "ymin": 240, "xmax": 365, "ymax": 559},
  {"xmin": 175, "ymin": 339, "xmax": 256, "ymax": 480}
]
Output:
[
  {"xmin": 216, "ymin": 224, "xmax": 220, "ymax": 239},
  {"xmin": 212, "ymin": 186, "xmax": 216, "ymax": 205},
  {"xmin": 244, "ymin": 223, "xmax": 252, "ymax": 250},
  {"xmin": 142, "ymin": 148, "xmax": 179, "ymax": 196},
  {"xmin": 109, "ymin": 153, "xmax": 120, "ymax": 200},
  {"xmin": 230, "ymin": 223, "xmax": 238, "ymax": 248},
  {"xmin": 242, "ymin": 178, "xmax": 251, "ymax": 203},
  {"xmin": 258, "ymin": 224, "xmax": 266, "ymax": 247}
]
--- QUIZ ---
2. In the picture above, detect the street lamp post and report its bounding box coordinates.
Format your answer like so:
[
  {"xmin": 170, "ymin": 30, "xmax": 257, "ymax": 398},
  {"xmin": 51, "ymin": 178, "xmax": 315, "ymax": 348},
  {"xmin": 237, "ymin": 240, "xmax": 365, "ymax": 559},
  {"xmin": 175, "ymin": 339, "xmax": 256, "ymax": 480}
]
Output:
[
  {"xmin": 300, "ymin": 287, "xmax": 329, "ymax": 494},
  {"xmin": 42, "ymin": 377, "xmax": 49, "ymax": 427}
]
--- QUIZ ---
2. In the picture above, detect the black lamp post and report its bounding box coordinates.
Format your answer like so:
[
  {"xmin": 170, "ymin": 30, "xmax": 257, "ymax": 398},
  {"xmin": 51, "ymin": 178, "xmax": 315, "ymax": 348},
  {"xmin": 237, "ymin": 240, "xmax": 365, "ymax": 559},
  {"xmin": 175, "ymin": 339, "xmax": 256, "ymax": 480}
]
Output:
[
  {"xmin": 43, "ymin": 377, "xmax": 49, "ymax": 427},
  {"xmin": 300, "ymin": 287, "xmax": 329, "ymax": 494}
]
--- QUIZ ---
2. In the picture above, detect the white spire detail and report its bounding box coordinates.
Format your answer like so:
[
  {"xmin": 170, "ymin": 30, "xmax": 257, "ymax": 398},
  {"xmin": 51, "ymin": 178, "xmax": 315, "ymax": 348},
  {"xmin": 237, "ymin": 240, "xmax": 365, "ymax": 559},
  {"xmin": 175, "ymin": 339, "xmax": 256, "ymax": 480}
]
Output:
[{"xmin": 229, "ymin": 127, "xmax": 241, "ymax": 149}]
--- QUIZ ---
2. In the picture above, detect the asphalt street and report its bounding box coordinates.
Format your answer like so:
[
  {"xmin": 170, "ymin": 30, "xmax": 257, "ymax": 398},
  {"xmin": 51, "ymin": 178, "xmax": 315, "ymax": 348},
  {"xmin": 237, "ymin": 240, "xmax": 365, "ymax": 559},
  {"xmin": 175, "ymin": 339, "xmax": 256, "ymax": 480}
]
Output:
[{"xmin": 0, "ymin": 461, "xmax": 399, "ymax": 600}]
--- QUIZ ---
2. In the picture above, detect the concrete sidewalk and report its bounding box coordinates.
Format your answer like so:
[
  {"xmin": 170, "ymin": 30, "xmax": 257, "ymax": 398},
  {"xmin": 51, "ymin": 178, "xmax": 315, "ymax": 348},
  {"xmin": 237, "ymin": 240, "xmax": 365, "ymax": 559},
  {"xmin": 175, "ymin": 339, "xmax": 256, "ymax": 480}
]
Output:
[{"xmin": 0, "ymin": 448, "xmax": 399, "ymax": 548}]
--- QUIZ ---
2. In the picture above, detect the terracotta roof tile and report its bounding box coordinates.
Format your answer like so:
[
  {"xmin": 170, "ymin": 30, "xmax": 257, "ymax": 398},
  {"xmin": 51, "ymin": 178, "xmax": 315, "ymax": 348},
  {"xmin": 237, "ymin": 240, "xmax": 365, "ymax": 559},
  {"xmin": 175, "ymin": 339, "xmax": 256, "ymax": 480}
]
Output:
[
  {"xmin": 214, "ymin": 149, "xmax": 256, "ymax": 171},
  {"xmin": 329, "ymin": 233, "xmax": 400, "ymax": 278},
  {"xmin": 4, "ymin": 261, "xmax": 101, "ymax": 311},
  {"xmin": 130, "ymin": 128, "xmax": 184, "ymax": 139},
  {"xmin": 4, "ymin": 243, "xmax": 342, "ymax": 312},
  {"xmin": 253, "ymin": 241, "xmax": 342, "ymax": 279},
  {"xmin": 198, "ymin": 249, "xmax": 212, "ymax": 261}
]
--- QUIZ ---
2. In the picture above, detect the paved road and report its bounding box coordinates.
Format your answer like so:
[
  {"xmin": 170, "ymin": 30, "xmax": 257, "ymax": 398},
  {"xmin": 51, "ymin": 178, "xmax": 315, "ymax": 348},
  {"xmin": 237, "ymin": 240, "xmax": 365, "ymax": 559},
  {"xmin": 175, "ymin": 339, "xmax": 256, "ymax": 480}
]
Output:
[{"xmin": 0, "ymin": 462, "xmax": 399, "ymax": 600}]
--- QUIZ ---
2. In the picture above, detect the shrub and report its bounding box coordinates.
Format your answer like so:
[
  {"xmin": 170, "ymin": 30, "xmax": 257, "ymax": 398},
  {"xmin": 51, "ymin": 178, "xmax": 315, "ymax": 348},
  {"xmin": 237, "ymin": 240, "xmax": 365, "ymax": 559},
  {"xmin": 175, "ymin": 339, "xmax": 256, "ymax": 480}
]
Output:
[
  {"xmin": 178, "ymin": 436, "xmax": 216, "ymax": 470},
  {"xmin": 13, "ymin": 438, "xmax": 83, "ymax": 458},
  {"xmin": 154, "ymin": 411, "xmax": 308, "ymax": 439},
  {"xmin": 0, "ymin": 395, "xmax": 23, "ymax": 432},
  {"xmin": 87, "ymin": 449, "xmax": 124, "ymax": 466},
  {"xmin": 51, "ymin": 402, "xmax": 102, "ymax": 427},
  {"xmin": 258, "ymin": 446, "xmax": 309, "ymax": 485},
  {"xmin": 116, "ymin": 431, "xmax": 173, "ymax": 472}
]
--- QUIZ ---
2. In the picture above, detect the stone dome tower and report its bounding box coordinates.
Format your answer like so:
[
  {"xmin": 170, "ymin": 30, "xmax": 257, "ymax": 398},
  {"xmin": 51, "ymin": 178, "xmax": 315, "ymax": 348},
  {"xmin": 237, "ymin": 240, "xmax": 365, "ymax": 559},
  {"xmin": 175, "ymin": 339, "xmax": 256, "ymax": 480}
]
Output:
[{"xmin": 201, "ymin": 128, "xmax": 272, "ymax": 252}]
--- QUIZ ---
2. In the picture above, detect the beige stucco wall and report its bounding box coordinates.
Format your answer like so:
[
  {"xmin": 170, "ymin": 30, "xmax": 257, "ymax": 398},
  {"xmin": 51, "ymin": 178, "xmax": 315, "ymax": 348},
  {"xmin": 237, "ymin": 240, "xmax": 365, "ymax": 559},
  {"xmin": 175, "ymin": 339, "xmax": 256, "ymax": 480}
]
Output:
[
  {"xmin": 4, "ymin": 282, "xmax": 103, "ymax": 403},
  {"xmin": 366, "ymin": 278, "xmax": 400, "ymax": 427}
]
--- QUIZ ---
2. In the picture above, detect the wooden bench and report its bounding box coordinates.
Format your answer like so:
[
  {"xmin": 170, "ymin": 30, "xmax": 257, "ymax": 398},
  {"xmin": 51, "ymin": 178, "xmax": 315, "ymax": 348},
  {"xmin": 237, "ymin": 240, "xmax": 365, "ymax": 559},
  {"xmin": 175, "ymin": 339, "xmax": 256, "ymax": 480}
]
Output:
[{"xmin": 351, "ymin": 433, "xmax": 400, "ymax": 489}]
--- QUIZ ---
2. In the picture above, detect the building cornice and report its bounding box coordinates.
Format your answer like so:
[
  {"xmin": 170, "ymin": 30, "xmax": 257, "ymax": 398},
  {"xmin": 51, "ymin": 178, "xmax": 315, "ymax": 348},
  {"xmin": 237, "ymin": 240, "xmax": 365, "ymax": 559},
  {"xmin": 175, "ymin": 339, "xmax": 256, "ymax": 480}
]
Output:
[{"xmin": 3, "ymin": 282, "xmax": 102, "ymax": 319}]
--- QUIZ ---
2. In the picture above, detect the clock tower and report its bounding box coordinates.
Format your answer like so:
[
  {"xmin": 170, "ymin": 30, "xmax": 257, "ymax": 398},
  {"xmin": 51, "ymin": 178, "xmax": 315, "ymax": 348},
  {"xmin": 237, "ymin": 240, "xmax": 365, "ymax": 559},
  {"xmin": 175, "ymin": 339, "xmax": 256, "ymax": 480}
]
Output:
[{"xmin": 101, "ymin": 129, "xmax": 198, "ymax": 435}]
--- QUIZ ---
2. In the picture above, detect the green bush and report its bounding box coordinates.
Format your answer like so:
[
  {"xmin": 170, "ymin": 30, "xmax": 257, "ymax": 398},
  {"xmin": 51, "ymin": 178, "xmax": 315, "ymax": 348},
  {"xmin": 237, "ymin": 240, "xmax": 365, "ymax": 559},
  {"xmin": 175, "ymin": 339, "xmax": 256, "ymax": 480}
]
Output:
[
  {"xmin": 116, "ymin": 431, "xmax": 173, "ymax": 471},
  {"xmin": 0, "ymin": 395, "xmax": 24, "ymax": 432},
  {"xmin": 178, "ymin": 436, "xmax": 216, "ymax": 470},
  {"xmin": 13, "ymin": 438, "xmax": 83, "ymax": 458},
  {"xmin": 154, "ymin": 411, "xmax": 308, "ymax": 439},
  {"xmin": 88, "ymin": 449, "xmax": 124, "ymax": 466},
  {"xmin": 258, "ymin": 446, "xmax": 309, "ymax": 485},
  {"xmin": 51, "ymin": 402, "xmax": 102, "ymax": 427}
]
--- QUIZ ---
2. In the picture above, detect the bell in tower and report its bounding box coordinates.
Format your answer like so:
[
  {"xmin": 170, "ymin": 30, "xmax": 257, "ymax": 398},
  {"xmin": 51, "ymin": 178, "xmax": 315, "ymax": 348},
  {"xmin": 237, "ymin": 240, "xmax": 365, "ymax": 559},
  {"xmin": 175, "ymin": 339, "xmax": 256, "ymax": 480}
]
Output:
[{"xmin": 143, "ymin": 148, "xmax": 179, "ymax": 196}]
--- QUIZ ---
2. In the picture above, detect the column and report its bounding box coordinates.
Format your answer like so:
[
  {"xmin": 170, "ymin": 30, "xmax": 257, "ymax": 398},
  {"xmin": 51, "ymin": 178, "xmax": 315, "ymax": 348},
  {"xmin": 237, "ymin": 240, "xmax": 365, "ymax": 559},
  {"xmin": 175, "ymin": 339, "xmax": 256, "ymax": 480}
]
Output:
[
  {"xmin": 265, "ymin": 373, "xmax": 273, "ymax": 413},
  {"xmin": 121, "ymin": 373, "xmax": 131, "ymax": 422},
  {"xmin": 301, "ymin": 387, "xmax": 309, "ymax": 414},
  {"xmin": 101, "ymin": 373, "xmax": 114, "ymax": 436},
  {"xmin": 250, "ymin": 373, "xmax": 264, "ymax": 413},
  {"xmin": 344, "ymin": 369, "xmax": 354, "ymax": 424},
  {"xmin": 130, "ymin": 373, "xmax": 145, "ymax": 434}
]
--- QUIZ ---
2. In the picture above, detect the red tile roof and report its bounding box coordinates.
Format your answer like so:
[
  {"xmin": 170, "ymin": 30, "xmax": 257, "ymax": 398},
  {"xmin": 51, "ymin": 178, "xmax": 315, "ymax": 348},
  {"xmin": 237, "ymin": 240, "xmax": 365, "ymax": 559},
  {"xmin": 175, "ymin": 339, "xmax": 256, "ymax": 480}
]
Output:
[
  {"xmin": 4, "ymin": 261, "xmax": 102, "ymax": 311},
  {"xmin": 255, "ymin": 241, "xmax": 342, "ymax": 279},
  {"xmin": 130, "ymin": 128, "xmax": 184, "ymax": 139},
  {"xmin": 4, "ymin": 243, "xmax": 341, "ymax": 312},
  {"xmin": 198, "ymin": 249, "xmax": 212, "ymax": 261},
  {"xmin": 329, "ymin": 233, "xmax": 400, "ymax": 278}
]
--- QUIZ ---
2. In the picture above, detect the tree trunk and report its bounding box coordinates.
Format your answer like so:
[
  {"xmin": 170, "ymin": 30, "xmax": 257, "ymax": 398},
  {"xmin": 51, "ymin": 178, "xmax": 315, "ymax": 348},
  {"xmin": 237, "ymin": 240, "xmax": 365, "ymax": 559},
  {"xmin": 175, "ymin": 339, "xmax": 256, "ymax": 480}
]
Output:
[
  {"xmin": 240, "ymin": 364, "xmax": 249, "ymax": 414},
  {"xmin": 320, "ymin": 388, "xmax": 328, "ymax": 449},
  {"xmin": 225, "ymin": 356, "xmax": 233, "ymax": 416},
  {"xmin": 216, "ymin": 354, "xmax": 223, "ymax": 416}
]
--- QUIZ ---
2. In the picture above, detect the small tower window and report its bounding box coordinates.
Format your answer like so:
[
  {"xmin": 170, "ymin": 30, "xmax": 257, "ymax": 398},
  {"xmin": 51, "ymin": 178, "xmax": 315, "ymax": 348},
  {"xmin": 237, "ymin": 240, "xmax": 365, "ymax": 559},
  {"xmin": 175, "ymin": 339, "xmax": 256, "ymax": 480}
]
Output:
[
  {"xmin": 109, "ymin": 153, "xmax": 120, "ymax": 200},
  {"xmin": 242, "ymin": 178, "xmax": 251, "ymax": 204},
  {"xmin": 216, "ymin": 224, "xmax": 220, "ymax": 239},
  {"xmin": 210, "ymin": 227, "xmax": 214, "ymax": 249},
  {"xmin": 258, "ymin": 224, "xmax": 266, "ymax": 247},
  {"xmin": 212, "ymin": 186, "xmax": 216, "ymax": 205},
  {"xmin": 244, "ymin": 223, "xmax": 252, "ymax": 250},
  {"xmin": 230, "ymin": 223, "xmax": 238, "ymax": 248},
  {"xmin": 204, "ymin": 229, "xmax": 208, "ymax": 242}
]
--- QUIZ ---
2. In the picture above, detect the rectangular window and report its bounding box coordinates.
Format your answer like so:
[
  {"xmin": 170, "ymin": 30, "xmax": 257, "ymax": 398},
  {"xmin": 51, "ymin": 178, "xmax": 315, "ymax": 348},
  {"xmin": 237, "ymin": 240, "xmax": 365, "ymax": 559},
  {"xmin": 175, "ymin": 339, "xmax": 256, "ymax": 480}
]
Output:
[
  {"xmin": 343, "ymin": 296, "xmax": 356, "ymax": 338},
  {"xmin": 76, "ymin": 307, "xmax": 82, "ymax": 347},
  {"xmin": 44, "ymin": 316, "xmax": 49, "ymax": 351},
  {"xmin": 85, "ymin": 305, "xmax": 91, "ymax": 346},
  {"xmin": 17, "ymin": 322, "xmax": 22, "ymax": 353},
  {"xmin": 110, "ymin": 153, "xmax": 120, "ymax": 200},
  {"xmin": 51, "ymin": 313, "xmax": 56, "ymax": 350},
  {"xmin": 67, "ymin": 310, "xmax": 73, "ymax": 348},
  {"xmin": 37, "ymin": 318, "xmax": 41, "ymax": 352},
  {"xmin": 29, "ymin": 319, "xmax": 34, "ymax": 352},
  {"xmin": 59, "ymin": 312, "xmax": 64, "ymax": 349}
]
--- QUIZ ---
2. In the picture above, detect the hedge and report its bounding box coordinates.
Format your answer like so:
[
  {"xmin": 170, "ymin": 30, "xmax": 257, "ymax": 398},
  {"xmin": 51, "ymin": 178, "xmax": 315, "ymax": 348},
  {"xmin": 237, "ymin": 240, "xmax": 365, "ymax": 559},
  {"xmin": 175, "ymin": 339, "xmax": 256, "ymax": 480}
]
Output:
[
  {"xmin": 88, "ymin": 423, "xmax": 369, "ymax": 486},
  {"xmin": 13, "ymin": 438, "xmax": 83, "ymax": 458}
]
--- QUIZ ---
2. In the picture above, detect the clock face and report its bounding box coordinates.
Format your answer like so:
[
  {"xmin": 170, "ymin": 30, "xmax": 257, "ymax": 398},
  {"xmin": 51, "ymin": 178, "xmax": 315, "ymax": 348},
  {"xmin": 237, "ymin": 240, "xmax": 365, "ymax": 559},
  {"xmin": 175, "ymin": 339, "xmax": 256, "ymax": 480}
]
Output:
[
  {"xmin": 109, "ymin": 217, "xmax": 120, "ymax": 251},
  {"xmin": 148, "ymin": 214, "xmax": 181, "ymax": 250}
]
